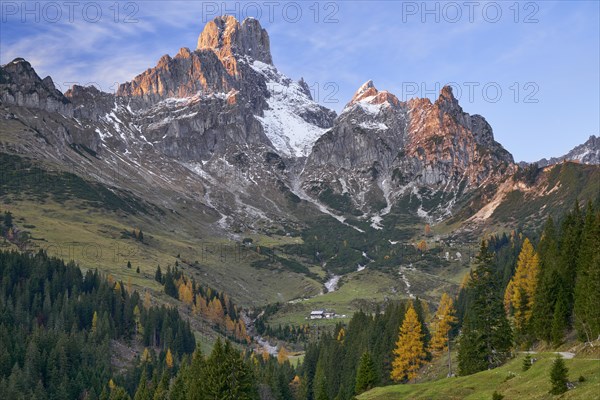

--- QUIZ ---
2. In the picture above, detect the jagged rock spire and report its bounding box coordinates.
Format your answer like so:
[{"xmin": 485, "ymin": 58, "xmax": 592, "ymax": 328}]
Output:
[{"xmin": 197, "ymin": 15, "xmax": 273, "ymax": 65}]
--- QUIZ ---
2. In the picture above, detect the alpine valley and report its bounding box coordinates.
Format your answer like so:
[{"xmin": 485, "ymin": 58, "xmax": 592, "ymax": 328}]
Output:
[{"xmin": 0, "ymin": 15, "xmax": 599, "ymax": 400}]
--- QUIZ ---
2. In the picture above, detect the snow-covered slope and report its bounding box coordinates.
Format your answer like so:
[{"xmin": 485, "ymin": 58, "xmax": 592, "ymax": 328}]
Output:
[{"xmin": 250, "ymin": 60, "xmax": 335, "ymax": 157}]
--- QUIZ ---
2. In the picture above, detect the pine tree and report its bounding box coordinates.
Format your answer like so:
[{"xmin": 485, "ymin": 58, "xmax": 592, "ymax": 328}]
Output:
[
  {"xmin": 133, "ymin": 369, "xmax": 151, "ymax": 400},
  {"xmin": 504, "ymin": 238, "xmax": 540, "ymax": 335},
  {"xmin": 430, "ymin": 293, "xmax": 457, "ymax": 354},
  {"xmin": 202, "ymin": 339, "xmax": 257, "ymax": 399},
  {"xmin": 185, "ymin": 349, "xmax": 204, "ymax": 398},
  {"xmin": 355, "ymin": 352, "xmax": 376, "ymax": 394},
  {"xmin": 391, "ymin": 302, "xmax": 427, "ymax": 382},
  {"xmin": 153, "ymin": 370, "xmax": 170, "ymax": 400},
  {"xmin": 549, "ymin": 355, "xmax": 569, "ymax": 395},
  {"xmin": 3, "ymin": 211, "xmax": 13, "ymax": 228},
  {"xmin": 532, "ymin": 218, "xmax": 560, "ymax": 343},
  {"xmin": 458, "ymin": 241, "xmax": 512, "ymax": 375},
  {"xmin": 522, "ymin": 354, "xmax": 532, "ymax": 372},
  {"xmin": 574, "ymin": 203, "xmax": 600, "ymax": 342},
  {"xmin": 154, "ymin": 266, "xmax": 162, "ymax": 284},
  {"xmin": 313, "ymin": 358, "xmax": 329, "ymax": 400},
  {"xmin": 164, "ymin": 272, "xmax": 177, "ymax": 298},
  {"xmin": 551, "ymin": 287, "xmax": 569, "ymax": 347}
]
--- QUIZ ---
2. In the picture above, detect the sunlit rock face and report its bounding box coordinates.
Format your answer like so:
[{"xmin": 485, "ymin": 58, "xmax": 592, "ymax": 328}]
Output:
[{"xmin": 301, "ymin": 83, "xmax": 516, "ymax": 216}]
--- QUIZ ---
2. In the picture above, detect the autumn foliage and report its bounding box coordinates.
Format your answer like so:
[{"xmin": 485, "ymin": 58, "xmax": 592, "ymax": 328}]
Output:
[
  {"xmin": 391, "ymin": 302, "xmax": 427, "ymax": 382},
  {"xmin": 430, "ymin": 293, "xmax": 457, "ymax": 354}
]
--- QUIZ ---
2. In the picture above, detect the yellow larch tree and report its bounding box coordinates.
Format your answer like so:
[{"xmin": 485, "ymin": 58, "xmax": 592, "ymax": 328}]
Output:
[
  {"xmin": 391, "ymin": 302, "xmax": 427, "ymax": 382},
  {"xmin": 277, "ymin": 346, "xmax": 290, "ymax": 364},
  {"xmin": 504, "ymin": 238, "xmax": 540, "ymax": 330},
  {"xmin": 261, "ymin": 348, "xmax": 270, "ymax": 363},
  {"xmin": 141, "ymin": 348, "xmax": 151, "ymax": 363},
  {"xmin": 165, "ymin": 348, "xmax": 174, "ymax": 369},
  {"xmin": 91, "ymin": 311, "xmax": 98, "ymax": 335},
  {"xmin": 430, "ymin": 293, "xmax": 457, "ymax": 354},
  {"xmin": 178, "ymin": 280, "xmax": 194, "ymax": 305}
]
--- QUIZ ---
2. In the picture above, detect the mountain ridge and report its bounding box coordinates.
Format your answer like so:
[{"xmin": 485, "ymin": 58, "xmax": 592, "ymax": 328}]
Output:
[{"xmin": 0, "ymin": 14, "xmax": 597, "ymax": 243}]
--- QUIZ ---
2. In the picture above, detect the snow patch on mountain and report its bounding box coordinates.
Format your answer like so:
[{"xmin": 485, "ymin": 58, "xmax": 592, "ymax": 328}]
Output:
[{"xmin": 251, "ymin": 60, "xmax": 328, "ymax": 157}]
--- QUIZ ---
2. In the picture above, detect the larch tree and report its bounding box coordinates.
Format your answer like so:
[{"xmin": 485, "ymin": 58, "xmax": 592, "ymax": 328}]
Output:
[
  {"xmin": 504, "ymin": 238, "xmax": 540, "ymax": 333},
  {"xmin": 430, "ymin": 293, "xmax": 457, "ymax": 354},
  {"xmin": 165, "ymin": 348, "xmax": 174, "ymax": 369},
  {"xmin": 277, "ymin": 346, "xmax": 289, "ymax": 364},
  {"xmin": 391, "ymin": 302, "xmax": 427, "ymax": 382}
]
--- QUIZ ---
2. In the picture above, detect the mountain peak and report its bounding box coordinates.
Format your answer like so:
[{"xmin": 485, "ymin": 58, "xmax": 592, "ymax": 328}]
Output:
[
  {"xmin": 197, "ymin": 15, "xmax": 273, "ymax": 65},
  {"xmin": 348, "ymin": 80, "xmax": 400, "ymax": 108},
  {"xmin": 435, "ymin": 85, "xmax": 461, "ymax": 111}
]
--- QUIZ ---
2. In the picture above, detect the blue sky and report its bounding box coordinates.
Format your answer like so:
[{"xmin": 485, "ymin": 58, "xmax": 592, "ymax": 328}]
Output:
[{"xmin": 1, "ymin": 0, "xmax": 598, "ymax": 162}]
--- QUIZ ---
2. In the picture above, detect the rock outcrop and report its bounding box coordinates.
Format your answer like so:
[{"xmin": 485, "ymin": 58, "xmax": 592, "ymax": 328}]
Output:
[
  {"xmin": 301, "ymin": 82, "xmax": 515, "ymax": 217},
  {"xmin": 0, "ymin": 58, "xmax": 72, "ymax": 116},
  {"xmin": 197, "ymin": 16, "xmax": 273, "ymax": 66}
]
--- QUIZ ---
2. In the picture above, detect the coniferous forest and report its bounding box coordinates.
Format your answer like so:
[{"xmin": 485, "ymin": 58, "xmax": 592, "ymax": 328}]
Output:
[{"xmin": 0, "ymin": 201, "xmax": 598, "ymax": 399}]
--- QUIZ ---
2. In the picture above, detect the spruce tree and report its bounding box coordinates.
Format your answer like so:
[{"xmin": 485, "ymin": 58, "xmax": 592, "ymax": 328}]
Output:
[
  {"xmin": 355, "ymin": 352, "xmax": 376, "ymax": 394},
  {"xmin": 549, "ymin": 355, "xmax": 569, "ymax": 395},
  {"xmin": 3, "ymin": 211, "xmax": 13, "ymax": 228},
  {"xmin": 522, "ymin": 354, "xmax": 532, "ymax": 371},
  {"xmin": 458, "ymin": 241, "xmax": 512, "ymax": 375},
  {"xmin": 532, "ymin": 218, "xmax": 560, "ymax": 343},
  {"xmin": 155, "ymin": 266, "xmax": 162, "ymax": 283},
  {"xmin": 202, "ymin": 339, "xmax": 257, "ymax": 400},
  {"xmin": 185, "ymin": 349, "xmax": 204, "ymax": 399},
  {"xmin": 551, "ymin": 288, "xmax": 569, "ymax": 347},
  {"xmin": 574, "ymin": 203, "xmax": 600, "ymax": 342},
  {"xmin": 133, "ymin": 369, "xmax": 151, "ymax": 400},
  {"xmin": 313, "ymin": 358, "xmax": 329, "ymax": 400}
]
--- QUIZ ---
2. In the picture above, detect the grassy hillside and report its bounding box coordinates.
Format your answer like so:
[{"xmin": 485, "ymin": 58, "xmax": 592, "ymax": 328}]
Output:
[{"xmin": 358, "ymin": 353, "xmax": 600, "ymax": 400}]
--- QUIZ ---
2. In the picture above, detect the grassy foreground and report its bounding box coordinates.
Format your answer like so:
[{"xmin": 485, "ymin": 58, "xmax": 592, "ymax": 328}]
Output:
[{"xmin": 358, "ymin": 353, "xmax": 600, "ymax": 400}]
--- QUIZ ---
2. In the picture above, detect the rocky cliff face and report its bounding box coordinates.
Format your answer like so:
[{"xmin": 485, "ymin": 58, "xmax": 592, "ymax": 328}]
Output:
[
  {"xmin": 301, "ymin": 82, "xmax": 515, "ymax": 220},
  {"xmin": 197, "ymin": 16, "xmax": 273, "ymax": 66},
  {"xmin": 0, "ymin": 58, "xmax": 72, "ymax": 116},
  {"xmin": 111, "ymin": 15, "xmax": 333, "ymax": 161}
]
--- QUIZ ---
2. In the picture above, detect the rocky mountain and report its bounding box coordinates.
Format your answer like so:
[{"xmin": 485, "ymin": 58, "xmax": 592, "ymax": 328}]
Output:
[
  {"xmin": 301, "ymin": 81, "xmax": 515, "ymax": 223},
  {"xmin": 0, "ymin": 15, "xmax": 598, "ymax": 304},
  {"xmin": 0, "ymin": 58, "xmax": 72, "ymax": 116},
  {"xmin": 534, "ymin": 135, "xmax": 599, "ymax": 167}
]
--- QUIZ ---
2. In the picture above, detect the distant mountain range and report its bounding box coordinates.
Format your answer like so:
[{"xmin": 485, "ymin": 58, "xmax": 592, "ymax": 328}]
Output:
[{"xmin": 529, "ymin": 135, "xmax": 599, "ymax": 167}]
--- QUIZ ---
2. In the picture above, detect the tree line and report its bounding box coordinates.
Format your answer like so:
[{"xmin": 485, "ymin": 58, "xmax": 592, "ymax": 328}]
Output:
[{"xmin": 0, "ymin": 250, "xmax": 195, "ymax": 400}]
